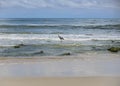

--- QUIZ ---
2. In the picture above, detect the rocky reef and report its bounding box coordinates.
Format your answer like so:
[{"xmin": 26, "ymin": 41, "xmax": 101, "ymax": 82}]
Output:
[{"xmin": 108, "ymin": 47, "xmax": 120, "ymax": 52}]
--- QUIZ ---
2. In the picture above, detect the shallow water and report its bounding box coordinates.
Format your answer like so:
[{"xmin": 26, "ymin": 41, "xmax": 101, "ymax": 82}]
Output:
[{"xmin": 0, "ymin": 18, "xmax": 120, "ymax": 57}]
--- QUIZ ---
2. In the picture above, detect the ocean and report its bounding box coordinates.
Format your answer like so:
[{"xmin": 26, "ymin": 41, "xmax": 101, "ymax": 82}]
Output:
[{"xmin": 0, "ymin": 18, "xmax": 120, "ymax": 57}]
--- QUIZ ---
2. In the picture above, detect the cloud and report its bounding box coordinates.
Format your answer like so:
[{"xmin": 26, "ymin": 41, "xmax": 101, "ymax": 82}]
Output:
[{"xmin": 0, "ymin": 0, "xmax": 119, "ymax": 9}]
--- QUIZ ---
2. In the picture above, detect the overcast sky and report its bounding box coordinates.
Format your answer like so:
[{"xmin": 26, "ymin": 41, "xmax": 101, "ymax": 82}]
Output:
[{"xmin": 0, "ymin": 0, "xmax": 120, "ymax": 18}]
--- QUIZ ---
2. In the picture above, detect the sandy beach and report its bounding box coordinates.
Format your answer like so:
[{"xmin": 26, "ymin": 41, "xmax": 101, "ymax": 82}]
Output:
[
  {"xmin": 0, "ymin": 50, "xmax": 120, "ymax": 86},
  {"xmin": 0, "ymin": 53, "xmax": 120, "ymax": 77},
  {"xmin": 0, "ymin": 77, "xmax": 120, "ymax": 86}
]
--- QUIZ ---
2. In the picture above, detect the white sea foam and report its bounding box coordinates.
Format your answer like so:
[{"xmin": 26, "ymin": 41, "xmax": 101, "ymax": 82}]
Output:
[{"xmin": 0, "ymin": 34, "xmax": 120, "ymax": 41}]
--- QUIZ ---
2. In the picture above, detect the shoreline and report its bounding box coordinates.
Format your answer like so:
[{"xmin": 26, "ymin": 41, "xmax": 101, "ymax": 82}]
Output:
[
  {"xmin": 0, "ymin": 52, "xmax": 120, "ymax": 59},
  {"xmin": 0, "ymin": 53, "xmax": 119, "ymax": 64}
]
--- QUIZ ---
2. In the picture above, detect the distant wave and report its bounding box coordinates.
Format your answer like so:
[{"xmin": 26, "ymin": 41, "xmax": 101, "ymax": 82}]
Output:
[{"xmin": 0, "ymin": 24, "xmax": 120, "ymax": 29}]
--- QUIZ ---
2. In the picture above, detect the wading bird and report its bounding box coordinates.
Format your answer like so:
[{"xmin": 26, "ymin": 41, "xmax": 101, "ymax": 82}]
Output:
[{"xmin": 58, "ymin": 34, "xmax": 64, "ymax": 42}]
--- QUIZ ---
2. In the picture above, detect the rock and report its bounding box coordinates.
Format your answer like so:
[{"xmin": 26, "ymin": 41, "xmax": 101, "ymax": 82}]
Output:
[
  {"xmin": 39, "ymin": 51, "xmax": 44, "ymax": 54},
  {"xmin": 108, "ymin": 47, "xmax": 120, "ymax": 52},
  {"xmin": 34, "ymin": 51, "xmax": 44, "ymax": 54},
  {"xmin": 60, "ymin": 52, "xmax": 71, "ymax": 56},
  {"xmin": 13, "ymin": 44, "xmax": 25, "ymax": 48},
  {"xmin": 14, "ymin": 45, "xmax": 20, "ymax": 48},
  {"xmin": 111, "ymin": 40, "xmax": 115, "ymax": 43}
]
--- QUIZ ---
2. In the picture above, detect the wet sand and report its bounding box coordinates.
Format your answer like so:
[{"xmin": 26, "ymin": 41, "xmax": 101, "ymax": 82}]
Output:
[
  {"xmin": 0, "ymin": 77, "xmax": 120, "ymax": 86},
  {"xmin": 0, "ymin": 53, "xmax": 120, "ymax": 77},
  {"xmin": 0, "ymin": 53, "xmax": 120, "ymax": 86}
]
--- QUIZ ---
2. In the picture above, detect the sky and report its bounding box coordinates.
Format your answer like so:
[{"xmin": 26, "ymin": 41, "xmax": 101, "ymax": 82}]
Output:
[{"xmin": 0, "ymin": 0, "xmax": 120, "ymax": 18}]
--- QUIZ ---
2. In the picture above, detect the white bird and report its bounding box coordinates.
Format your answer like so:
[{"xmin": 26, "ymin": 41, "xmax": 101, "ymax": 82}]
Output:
[{"xmin": 58, "ymin": 34, "xmax": 64, "ymax": 42}]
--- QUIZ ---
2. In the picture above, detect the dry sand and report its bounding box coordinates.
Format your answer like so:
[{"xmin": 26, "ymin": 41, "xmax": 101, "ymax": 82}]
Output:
[{"xmin": 0, "ymin": 77, "xmax": 120, "ymax": 86}]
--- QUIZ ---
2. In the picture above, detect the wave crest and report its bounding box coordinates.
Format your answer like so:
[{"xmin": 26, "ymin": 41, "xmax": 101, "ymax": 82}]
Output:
[{"xmin": 0, "ymin": 24, "xmax": 120, "ymax": 29}]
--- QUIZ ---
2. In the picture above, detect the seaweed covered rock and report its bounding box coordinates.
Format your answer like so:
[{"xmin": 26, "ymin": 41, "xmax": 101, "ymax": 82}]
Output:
[
  {"xmin": 13, "ymin": 44, "xmax": 25, "ymax": 48},
  {"xmin": 14, "ymin": 45, "xmax": 20, "ymax": 48},
  {"xmin": 60, "ymin": 52, "xmax": 71, "ymax": 56},
  {"xmin": 108, "ymin": 47, "xmax": 120, "ymax": 52}
]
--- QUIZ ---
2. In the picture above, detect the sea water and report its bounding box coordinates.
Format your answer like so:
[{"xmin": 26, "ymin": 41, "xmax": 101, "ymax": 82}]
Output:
[{"xmin": 0, "ymin": 18, "xmax": 120, "ymax": 57}]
